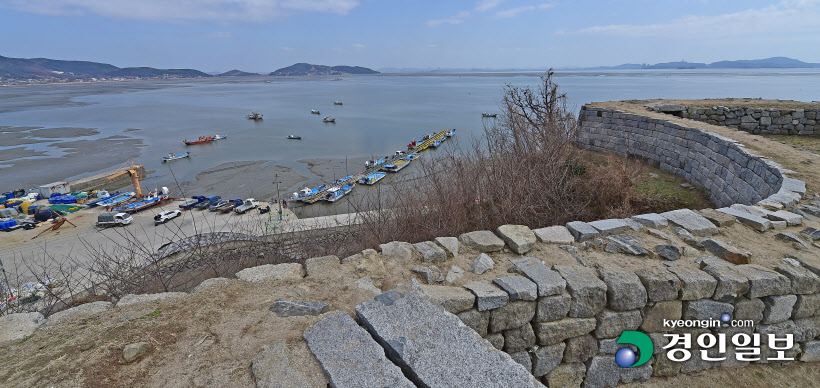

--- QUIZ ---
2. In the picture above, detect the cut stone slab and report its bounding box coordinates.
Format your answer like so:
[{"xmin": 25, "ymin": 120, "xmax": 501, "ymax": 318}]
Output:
[
  {"xmin": 445, "ymin": 265, "xmax": 464, "ymax": 283},
  {"xmin": 459, "ymin": 230, "xmax": 506, "ymax": 252},
  {"xmin": 635, "ymin": 267, "xmax": 680, "ymax": 302},
  {"xmin": 793, "ymin": 294, "xmax": 820, "ymax": 319},
  {"xmin": 698, "ymin": 208, "xmax": 736, "ymax": 227},
  {"xmin": 493, "ymin": 276, "xmax": 538, "ymax": 301},
  {"xmin": 472, "ymin": 253, "xmax": 495, "ymax": 275},
  {"xmin": 565, "ymin": 221, "xmax": 599, "ymax": 242},
  {"xmin": 355, "ymin": 290, "xmax": 545, "ymax": 387},
  {"xmin": 252, "ymin": 340, "xmax": 312, "ymax": 388},
  {"xmin": 594, "ymin": 309, "xmax": 642, "ymax": 339},
  {"xmin": 595, "ymin": 262, "xmax": 647, "ymax": 311},
  {"xmin": 683, "ymin": 300, "xmax": 734, "ymax": 321},
  {"xmin": 700, "ymin": 262, "xmax": 750, "ymax": 302},
  {"xmin": 533, "ymin": 225, "xmax": 575, "ymax": 244},
  {"xmin": 660, "ymin": 209, "xmax": 718, "ymax": 236},
  {"xmin": 545, "ymin": 362, "xmax": 586, "ymax": 388},
  {"xmin": 413, "ymin": 241, "xmax": 447, "ymax": 263},
  {"xmin": 497, "ymin": 224, "xmax": 537, "ymax": 254},
  {"xmin": 117, "ymin": 292, "xmax": 187, "ymax": 307},
  {"xmin": 641, "ymin": 300, "xmax": 682, "ymax": 332},
  {"xmin": 269, "ymin": 300, "xmax": 329, "ymax": 317},
  {"xmin": 800, "ymin": 227, "xmax": 820, "ymax": 241},
  {"xmin": 378, "ymin": 241, "xmax": 417, "ymax": 262},
  {"xmin": 776, "ymin": 233, "xmax": 810, "ymax": 250},
  {"xmin": 583, "ymin": 356, "xmax": 621, "ymax": 388},
  {"xmin": 304, "ymin": 311, "xmax": 413, "ymax": 388},
  {"xmin": 304, "ymin": 255, "xmax": 341, "ymax": 277},
  {"xmin": 655, "ymin": 244, "xmax": 681, "ymax": 261},
  {"xmin": 588, "ymin": 219, "xmax": 631, "ymax": 236},
  {"xmin": 465, "ymin": 281, "xmax": 509, "ymax": 311},
  {"xmin": 667, "ymin": 266, "xmax": 717, "ymax": 300},
  {"xmin": 532, "ymin": 342, "xmax": 566, "ymax": 377},
  {"xmin": 701, "ymin": 238, "xmax": 751, "ymax": 264},
  {"xmin": 734, "ymin": 264, "xmax": 790, "ymax": 298},
  {"xmin": 604, "ymin": 235, "xmax": 648, "ymax": 255},
  {"xmin": 509, "ymin": 257, "xmax": 566, "ymax": 297},
  {"xmin": 768, "ymin": 210, "xmax": 803, "ymax": 226},
  {"xmin": 563, "ymin": 334, "xmax": 598, "ymax": 363},
  {"xmin": 420, "ymin": 284, "xmax": 476, "ymax": 314},
  {"xmin": 762, "ymin": 294, "xmax": 797, "ymax": 324},
  {"xmin": 0, "ymin": 312, "xmax": 45, "ymax": 345},
  {"xmin": 236, "ymin": 263, "xmax": 305, "ymax": 282},
  {"xmin": 412, "ymin": 266, "xmax": 437, "ymax": 284},
  {"xmin": 631, "ymin": 213, "xmax": 668, "ymax": 228},
  {"xmin": 508, "ymin": 350, "xmax": 533, "ymax": 373},
  {"xmin": 490, "ymin": 300, "xmax": 537, "ymax": 332},
  {"xmin": 716, "ymin": 207, "xmax": 772, "ymax": 232},
  {"xmin": 781, "ymin": 177, "xmax": 807, "ymax": 197},
  {"xmin": 533, "ymin": 317, "xmax": 596, "ymax": 345},
  {"xmin": 553, "ymin": 265, "xmax": 608, "ymax": 318},
  {"xmin": 774, "ymin": 264, "xmax": 820, "ymax": 295},
  {"xmin": 504, "ymin": 324, "xmax": 536, "ymax": 353},
  {"xmin": 536, "ymin": 293, "xmax": 572, "ymax": 322},
  {"xmin": 802, "ymin": 341, "xmax": 820, "ymax": 362},
  {"xmin": 434, "ymin": 237, "xmax": 459, "ymax": 257},
  {"xmin": 620, "ymin": 218, "xmax": 645, "ymax": 232}
]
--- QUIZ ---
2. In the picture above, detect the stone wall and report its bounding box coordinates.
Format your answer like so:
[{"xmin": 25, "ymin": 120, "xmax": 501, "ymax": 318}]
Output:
[
  {"xmin": 576, "ymin": 106, "xmax": 788, "ymax": 208},
  {"xmin": 652, "ymin": 104, "xmax": 818, "ymax": 135}
]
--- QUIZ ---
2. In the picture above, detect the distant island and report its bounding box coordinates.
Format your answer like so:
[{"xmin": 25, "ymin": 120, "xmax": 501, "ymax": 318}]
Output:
[
  {"xmin": 218, "ymin": 69, "xmax": 260, "ymax": 77},
  {"xmin": 270, "ymin": 63, "xmax": 379, "ymax": 76},
  {"xmin": 0, "ymin": 54, "xmax": 211, "ymax": 83},
  {"xmin": 589, "ymin": 57, "xmax": 820, "ymax": 70}
]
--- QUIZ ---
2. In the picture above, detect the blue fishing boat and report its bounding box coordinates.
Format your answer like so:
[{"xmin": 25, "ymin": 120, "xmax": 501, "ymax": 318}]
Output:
[
  {"xmin": 359, "ymin": 171, "xmax": 386, "ymax": 185},
  {"xmin": 323, "ymin": 183, "xmax": 355, "ymax": 203},
  {"xmin": 430, "ymin": 139, "xmax": 442, "ymax": 148},
  {"xmin": 447, "ymin": 129, "xmax": 456, "ymax": 137},
  {"xmin": 332, "ymin": 175, "xmax": 354, "ymax": 185},
  {"xmin": 291, "ymin": 184, "xmax": 327, "ymax": 201},
  {"xmin": 405, "ymin": 153, "xmax": 420, "ymax": 161},
  {"xmin": 162, "ymin": 152, "xmax": 189, "ymax": 162},
  {"xmin": 114, "ymin": 188, "xmax": 170, "ymax": 213},
  {"xmin": 365, "ymin": 158, "xmax": 387, "ymax": 169},
  {"xmin": 96, "ymin": 192, "xmax": 135, "ymax": 207},
  {"xmin": 383, "ymin": 159, "xmax": 410, "ymax": 173}
]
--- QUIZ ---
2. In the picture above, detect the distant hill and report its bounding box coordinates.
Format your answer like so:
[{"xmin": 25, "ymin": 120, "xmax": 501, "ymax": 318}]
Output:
[
  {"xmin": 592, "ymin": 57, "xmax": 820, "ymax": 70},
  {"xmin": 218, "ymin": 69, "xmax": 260, "ymax": 77},
  {"xmin": 0, "ymin": 54, "xmax": 211, "ymax": 79},
  {"xmin": 270, "ymin": 63, "xmax": 379, "ymax": 76}
]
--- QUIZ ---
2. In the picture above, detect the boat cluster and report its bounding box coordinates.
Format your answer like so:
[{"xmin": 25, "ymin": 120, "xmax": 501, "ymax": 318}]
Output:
[{"xmin": 166, "ymin": 134, "xmax": 228, "ymax": 162}]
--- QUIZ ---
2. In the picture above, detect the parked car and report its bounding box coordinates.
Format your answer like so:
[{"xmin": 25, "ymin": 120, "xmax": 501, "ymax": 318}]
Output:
[
  {"xmin": 154, "ymin": 209, "xmax": 182, "ymax": 225},
  {"xmin": 219, "ymin": 198, "xmax": 243, "ymax": 213},
  {"xmin": 234, "ymin": 198, "xmax": 259, "ymax": 214},
  {"xmin": 179, "ymin": 195, "xmax": 206, "ymax": 210},
  {"xmin": 97, "ymin": 212, "xmax": 133, "ymax": 227},
  {"xmin": 195, "ymin": 195, "xmax": 220, "ymax": 210},
  {"xmin": 209, "ymin": 199, "xmax": 229, "ymax": 212}
]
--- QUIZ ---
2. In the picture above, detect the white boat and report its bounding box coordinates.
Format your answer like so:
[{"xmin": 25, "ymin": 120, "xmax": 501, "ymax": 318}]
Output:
[
  {"xmin": 246, "ymin": 112, "xmax": 263, "ymax": 120},
  {"xmin": 482, "ymin": 112, "xmax": 497, "ymax": 118},
  {"xmin": 162, "ymin": 152, "xmax": 189, "ymax": 162},
  {"xmin": 323, "ymin": 116, "xmax": 336, "ymax": 123},
  {"xmin": 213, "ymin": 134, "xmax": 227, "ymax": 140},
  {"xmin": 323, "ymin": 183, "xmax": 354, "ymax": 202},
  {"xmin": 311, "ymin": 109, "xmax": 320, "ymax": 115},
  {"xmin": 334, "ymin": 101, "xmax": 343, "ymax": 105}
]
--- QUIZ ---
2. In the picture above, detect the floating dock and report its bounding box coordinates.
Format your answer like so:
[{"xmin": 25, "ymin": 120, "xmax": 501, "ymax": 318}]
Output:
[{"xmin": 300, "ymin": 129, "xmax": 452, "ymax": 204}]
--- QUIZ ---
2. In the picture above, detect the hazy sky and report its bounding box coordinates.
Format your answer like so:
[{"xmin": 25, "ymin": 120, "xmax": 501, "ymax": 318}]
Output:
[{"xmin": 2, "ymin": 0, "xmax": 820, "ymax": 72}]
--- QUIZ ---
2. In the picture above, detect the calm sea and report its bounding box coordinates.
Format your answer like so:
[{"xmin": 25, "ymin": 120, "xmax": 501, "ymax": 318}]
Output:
[{"xmin": 2, "ymin": 69, "xmax": 820, "ymax": 195}]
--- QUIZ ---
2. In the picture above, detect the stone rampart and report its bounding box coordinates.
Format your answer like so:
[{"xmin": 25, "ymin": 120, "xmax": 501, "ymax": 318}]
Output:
[{"xmin": 652, "ymin": 104, "xmax": 818, "ymax": 135}]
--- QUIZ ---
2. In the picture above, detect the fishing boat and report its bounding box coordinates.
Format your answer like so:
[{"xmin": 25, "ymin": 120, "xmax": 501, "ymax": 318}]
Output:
[
  {"xmin": 405, "ymin": 153, "xmax": 420, "ymax": 161},
  {"xmin": 96, "ymin": 192, "xmax": 135, "ymax": 207},
  {"xmin": 331, "ymin": 175, "xmax": 354, "ymax": 185},
  {"xmin": 287, "ymin": 135, "xmax": 302, "ymax": 140},
  {"xmin": 407, "ymin": 140, "xmax": 418, "ymax": 149},
  {"xmin": 86, "ymin": 191, "xmax": 112, "ymax": 207},
  {"xmin": 359, "ymin": 171, "xmax": 386, "ymax": 185},
  {"xmin": 333, "ymin": 101, "xmax": 343, "ymax": 105},
  {"xmin": 446, "ymin": 128, "xmax": 457, "ymax": 137},
  {"xmin": 322, "ymin": 116, "xmax": 336, "ymax": 123},
  {"xmin": 114, "ymin": 188, "xmax": 170, "ymax": 213},
  {"xmin": 323, "ymin": 183, "xmax": 354, "ymax": 203},
  {"xmin": 332, "ymin": 78, "xmax": 343, "ymax": 81},
  {"xmin": 364, "ymin": 157, "xmax": 387, "ymax": 169},
  {"xmin": 213, "ymin": 134, "xmax": 227, "ymax": 140},
  {"xmin": 162, "ymin": 152, "xmax": 189, "ymax": 162},
  {"xmin": 430, "ymin": 139, "xmax": 442, "ymax": 148},
  {"xmin": 311, "ymin": 109, "xmax": 320, "ymax": 115},
  {"xmin": 291, "ymin": 185, "xmax": 327, "ymax": 201},
  {"xmin": 383, "ymin": 159, "xmax": 410, "ymax": 173},
  {"xmin": 247, "ymin": 112, "xmax": 263, "ymax": 120},
  {"xmin": 482, "ymin": 112, "xmax": 497, "ymax": 118},
  {"xmin": 183, "ymin": 136, "xmax": 213, "ymax": 145}
]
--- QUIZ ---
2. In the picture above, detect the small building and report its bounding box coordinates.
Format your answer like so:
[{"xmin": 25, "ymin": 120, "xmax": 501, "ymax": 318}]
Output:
[{"xmin": 39, "ymin": 181, "xmax": 71, "ymax": 197}]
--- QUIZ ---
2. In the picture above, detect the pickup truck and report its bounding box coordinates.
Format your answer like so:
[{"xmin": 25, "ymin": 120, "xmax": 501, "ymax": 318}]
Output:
[
  {"xmin": 97, "ymin": 212, "xmax": 133, "ymax": 227},
  {"xmin": 178, "ymin": 195, "xmax": 206, "ymax": 210},
  {"xmin": 195, "ymin": 195, "xmax": 220, "ymax": 210},
  {"xmin": 219, "ymin": 198, "xmax": 243, "ymax": 213},
  {"xmin": 234, "ymin": 198, "xmax": 259, "ymax": 214}
]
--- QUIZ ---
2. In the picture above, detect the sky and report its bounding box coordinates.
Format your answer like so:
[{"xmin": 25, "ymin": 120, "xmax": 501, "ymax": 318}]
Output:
[{"xmin": 1, "ymin": 0, "xmax": 820, "ymax": 73}]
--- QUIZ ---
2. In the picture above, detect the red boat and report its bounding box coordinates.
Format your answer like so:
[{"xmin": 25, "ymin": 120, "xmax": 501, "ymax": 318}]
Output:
[{"xmin": 183, "ymin": 136, "xmax": 214, "ymax": 145}]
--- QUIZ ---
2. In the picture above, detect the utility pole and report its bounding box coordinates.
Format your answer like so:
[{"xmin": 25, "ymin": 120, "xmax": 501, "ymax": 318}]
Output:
[{"xmin": 275, "ymin": 174, "xmax": 283, "ymax": 221}]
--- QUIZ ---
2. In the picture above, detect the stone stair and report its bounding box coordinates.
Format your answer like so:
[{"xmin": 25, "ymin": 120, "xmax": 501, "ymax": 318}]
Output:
[{"xmin": 303, "ymin": 285, "xmax": 545, "ymax": 388}]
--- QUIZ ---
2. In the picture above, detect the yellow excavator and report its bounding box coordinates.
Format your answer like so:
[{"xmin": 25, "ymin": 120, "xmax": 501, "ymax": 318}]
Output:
[{"xmin": 107, "ymin": 158, "xmax": 143, "ymax": 198}]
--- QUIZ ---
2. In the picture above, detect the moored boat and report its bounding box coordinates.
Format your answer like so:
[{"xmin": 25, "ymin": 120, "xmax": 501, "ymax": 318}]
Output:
[
  {"xmin": 213, "ymin": 134, "xmax": 227, "ymax": 140},
  {"xmin": 405, "ymin": 153, "xmax": 420, "ymax": 161},
  {"xmin": 323, "ymin": 183, "xmax": 354, "ymax": 202},
  {"xmin": 287, "ymin": 135, "xmax": 302, "ymax": 140},
  {"xmin": 383, "ymin": 159, "xmax": 409, "ymax": 173},
  {"xmin": 247, "ymin": 112, "xmax": 263, "ymax": 120},
  {"xmin": 162, "ymin": 152, "xmax": 189, "ymax": 162},
  {"xmin": 113, "ymin": 188, "xmax": 170, "ymax": 213},
  {"xmin": 333, "ymin": 101, "xmax": 343, "ymax": 105},
  {"xmin": 183, "ymin": 136, "xmax": 213, "ymax": 145},
  {"xmin": 322, "ymin": 116, "xmax": 335, "ymax": 123},
  {"xmin": 359, "ymin": 171, "xmax": 386, "ymax": 185},
  {"xmin": 482, "ymin": 112, "xmax": 497, "ymax": 118},
  {"xmin": 311, "ymin": 109, "xmax": 320, "ymax": 115},
  {"xmin": 291, "ymin": 184, "xmax": 327, "ymax": 201},
  {"xmin": 96, "ymin": 192, "xmax": 135, "ymax": 207}
]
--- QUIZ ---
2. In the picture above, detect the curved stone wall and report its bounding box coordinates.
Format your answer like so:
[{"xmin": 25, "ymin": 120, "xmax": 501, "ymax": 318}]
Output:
[
  {"xmin": 652, "ymin": 104, "xmax": 818, "ymax": 135},
  {"xmin": 577, "ymin": 105, "xmax": 793, "ymax": 208}
]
